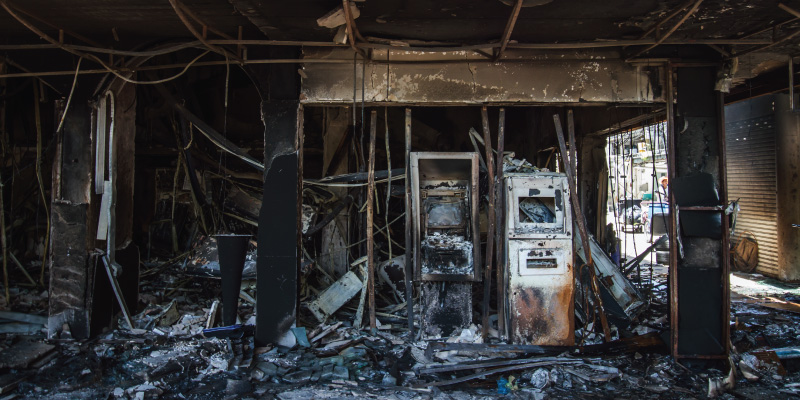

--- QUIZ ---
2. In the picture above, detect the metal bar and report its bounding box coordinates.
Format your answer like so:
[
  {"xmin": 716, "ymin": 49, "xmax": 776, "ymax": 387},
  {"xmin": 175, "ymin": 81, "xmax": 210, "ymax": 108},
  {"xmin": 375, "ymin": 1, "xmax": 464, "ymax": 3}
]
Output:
[
  {"xmin": 495, "ymin": 0, "xmax": 524, "ymax": 60},
  {"xmin": 0, "ymin": 167, "xmax": 7, "ymax": 303},
  {"xmin": 480, "ymin": 106, "xmax": 496, "ymax": 340},
  {"xmin": 168, "ymin": 0, "xmax": 240, "ymax": 62},
  {"xmin": 566, "ymin": 110, "xmax": 611, "ymax": 341},
  {"xmin": 341, "ymin": 0, "xmax": 366, "ymax": 58},
  {"xmin": 5, "ymin": 1, "xmax": 104, "ymax": 48},
  {"xmin": 567, "ymin": 110, "xmax": 577, "ymax": 186},
  {"xmin": 716, "ymin": 89, "xmax": 731, "ymax": 357},
  {"xmin": 417, "ymin": 356, "xmax": 574, "ymax": 375},
  {"xmin": 495, "ymin": 108, "xmax": 506, "ymax": 338},
  {"xmin": 426, "ymin": 332, "xmax": 664, "ymax": 356},
  {"xmin": 780, "ymin": 3, "xmax": 800, "ymax": 19},
  {"xmin": 791, "ymin": 55, "xmax": 795, "ymax": 112},
  {"xmin": 404, "ymin": 108, "xmax": 414, "ymax": 336},
  {"xmin": 33, "ymin": 81, "xmax": 49, "ymax": 286},
  {"xmin": 367, "ymin": 110, "xmax": 377, "ymax": 331},
  {"xmin": 639, "ymin": 0, "xmax": 697, "ymax": 39},
  {"xmin": 733, "ymin": 26, "xmax": 800, "ymax": 58},
  {"xmin": 554, "ymin": 113, "xmax": 592, "ymax": 265},
  {"xmin": 0, "ymin": 38, "xmax": 772, "ymax": 56},
  {"xmin": 177, "ymin": 1, "xmax": 235, "ymax": 41},
  {"xmin": 665, "ymin": 63, "xmax": 679, "ymax": 359},
  {"xmin": 554, "ymin": 113, "xmax": 611, "ymax": 341},
  {"xmin": 628, "ymin": 0, "xmax": 705, "ymax": 60},
  {"xmin": 102, "ymin": 254, "xmax": 134, "ymax": 330},
  {"xmin": 414, "ymin": 360, "xmax": 580, "ymax": 388},
  {"xmin": 678, "ymin": 206, "xmax": 724, "ymax": 211}
]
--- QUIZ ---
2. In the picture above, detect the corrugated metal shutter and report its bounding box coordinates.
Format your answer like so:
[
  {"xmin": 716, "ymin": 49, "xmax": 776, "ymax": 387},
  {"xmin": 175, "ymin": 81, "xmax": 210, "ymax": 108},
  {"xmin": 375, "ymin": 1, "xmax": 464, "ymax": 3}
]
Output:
[{"xmin": 725, "ymin": 96, "xmax": 778, "ymax": 277}]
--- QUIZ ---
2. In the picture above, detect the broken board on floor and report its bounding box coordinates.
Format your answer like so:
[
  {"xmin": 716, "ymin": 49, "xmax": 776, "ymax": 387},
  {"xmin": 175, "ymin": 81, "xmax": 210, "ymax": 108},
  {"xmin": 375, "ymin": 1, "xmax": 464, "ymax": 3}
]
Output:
[
  {"xmin": 0, "ymin": 340, "xmax": 55, "ymax": 369},
  {"xmin": 308, "ymin": 271, "xmax": 364, "ymax": 322}
]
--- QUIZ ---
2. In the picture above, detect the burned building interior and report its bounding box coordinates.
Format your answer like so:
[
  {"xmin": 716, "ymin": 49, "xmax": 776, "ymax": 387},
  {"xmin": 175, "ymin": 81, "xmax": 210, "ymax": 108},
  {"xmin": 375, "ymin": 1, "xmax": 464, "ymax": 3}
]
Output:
[{"xmin": 2, "ymin": 0, "xmax": 800, "ymax": 398}]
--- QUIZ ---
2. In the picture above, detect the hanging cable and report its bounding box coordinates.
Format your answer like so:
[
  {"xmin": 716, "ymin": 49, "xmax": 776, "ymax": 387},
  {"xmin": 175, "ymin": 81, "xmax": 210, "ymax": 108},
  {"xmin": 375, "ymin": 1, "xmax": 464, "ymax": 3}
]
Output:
[
  {"xmin": 55, "ymin": 57, "xmax": 82, "ymax": 133},
  {"xmin": 384, "ymin": 107, "xmax": 392, "ymax": 260}
]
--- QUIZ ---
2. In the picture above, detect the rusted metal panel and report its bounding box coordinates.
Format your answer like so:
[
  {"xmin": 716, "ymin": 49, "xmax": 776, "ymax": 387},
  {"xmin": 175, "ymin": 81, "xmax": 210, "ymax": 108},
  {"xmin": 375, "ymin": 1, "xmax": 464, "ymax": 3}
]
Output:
[
  {"xmin": 725, "ymin": 96, "xmax": 778, "ymax": 276},
  {"xmin": 504, "ymin": 173, "xmax": 574, "ymax": 345},
  {"xmin": 507, "ymin": 240, "xmax": 574, "ymax": 345},
  {"xmin": 300, "ymin": 48, "xmax": 663, "ymax": 104}
]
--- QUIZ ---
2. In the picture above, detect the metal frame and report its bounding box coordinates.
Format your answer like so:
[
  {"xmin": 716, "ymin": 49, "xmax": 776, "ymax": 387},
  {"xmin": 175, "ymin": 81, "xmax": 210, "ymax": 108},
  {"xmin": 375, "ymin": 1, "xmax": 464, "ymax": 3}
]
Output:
[{"xmin": 410, "ymin": 152, "xmax": 481, "ymax": 282}]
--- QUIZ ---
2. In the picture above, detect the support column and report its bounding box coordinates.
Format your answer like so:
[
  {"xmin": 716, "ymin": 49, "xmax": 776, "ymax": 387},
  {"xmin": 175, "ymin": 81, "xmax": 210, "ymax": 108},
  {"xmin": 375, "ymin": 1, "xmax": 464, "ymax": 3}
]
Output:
[
  {"xmin": 48, "ymin": 102, "xmax": 93, "ymax": 339},
  {"xmin": 670, "ymin": 66, "xmax": 730, "ymax": 358},
  {"xmin": 775, "ymin": 94, "xmax": 800, "ymax": 281},
  {"xmin": 256, "ymin": 101, "xmax": 301, "ymax": 346}
]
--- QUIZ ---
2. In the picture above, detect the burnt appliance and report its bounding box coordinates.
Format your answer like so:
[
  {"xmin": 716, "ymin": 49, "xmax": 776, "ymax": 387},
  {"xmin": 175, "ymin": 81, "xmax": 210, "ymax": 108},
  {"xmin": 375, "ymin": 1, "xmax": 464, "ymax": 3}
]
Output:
[
  {"xmin": 410, "ymin": 152, "xmax": 480, "ymax": 338},
  {"xmin": 502, "ymin": 172, "xmax": 575, "ymax": 345}
]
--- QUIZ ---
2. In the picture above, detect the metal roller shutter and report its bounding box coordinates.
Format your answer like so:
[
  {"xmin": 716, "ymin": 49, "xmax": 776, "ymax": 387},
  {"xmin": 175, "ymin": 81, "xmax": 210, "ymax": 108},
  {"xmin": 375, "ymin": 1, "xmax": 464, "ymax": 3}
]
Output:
[{"xmin": 725, "ymin": 96, "xmax": 778, "ymax": 277}]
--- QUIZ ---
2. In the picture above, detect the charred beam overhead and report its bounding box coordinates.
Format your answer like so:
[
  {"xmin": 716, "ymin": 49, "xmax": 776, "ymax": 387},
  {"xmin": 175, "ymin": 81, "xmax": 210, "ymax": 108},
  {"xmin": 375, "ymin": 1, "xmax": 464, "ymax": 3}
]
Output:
[
  {"xmin": 731, "ymin": 3, "xmax": 800, "ymax": 58},
  {"xmin": 626, "ymin": 0, "xmax": 705, "ymax": 61},
  {"xmin": 167, "ymin": 0, "xmax": 242, "ymax": 63},
  {"xmin": 342, "ymin": 0, "xmax": 367, "ymax": 59},
  {"xmin": 495, "ymin": 0, "xmax": 524, "ymax": 61}
]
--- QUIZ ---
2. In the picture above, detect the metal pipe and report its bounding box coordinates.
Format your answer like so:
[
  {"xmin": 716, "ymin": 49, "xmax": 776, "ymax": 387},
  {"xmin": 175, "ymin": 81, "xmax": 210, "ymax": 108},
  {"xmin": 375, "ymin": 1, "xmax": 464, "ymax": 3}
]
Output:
[
  {"xmin": 790, "ymin": 55, "xmax": 795, "ymax": 111},
  {"xmin": 665, "ymin": 63, "xmax": 679, "ymax": 359},
  {"xmin": 105, "ymin": 91, "xmax": 117, "ymax": 270},
  {"xmin": 495, "ymin": 0, "xmax": 524, "ymax": 60},
  {"xmin": 367, "ymin": 110, "xmax": 377, "ymax": 330}
]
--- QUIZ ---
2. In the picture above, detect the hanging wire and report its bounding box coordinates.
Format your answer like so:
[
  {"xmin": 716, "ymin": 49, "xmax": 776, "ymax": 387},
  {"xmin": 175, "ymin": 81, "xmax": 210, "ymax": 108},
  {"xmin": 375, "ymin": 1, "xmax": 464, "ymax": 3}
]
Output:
[{"xmin": 384, "ymin": 107, "xmax": 392, "ymax": 260}]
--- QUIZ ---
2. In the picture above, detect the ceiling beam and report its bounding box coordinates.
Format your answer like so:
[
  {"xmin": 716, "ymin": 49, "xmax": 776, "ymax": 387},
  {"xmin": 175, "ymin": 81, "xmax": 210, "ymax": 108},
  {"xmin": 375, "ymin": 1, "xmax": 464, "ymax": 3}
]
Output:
[
  {"xmin": 342, "ymin": 0, "xmax": 367, "ymax": 58},
  {"xmin": 495, "ymin": 0, "xmax": 524, "ymax": 61},
  {"xmin": 639, "ymin": 0, "xmax": 697, "ymax": 40},
  {"xmin": 627, "ymin": 0, "xmax": 704, "ymax": 61},
  {"xmin": 168, "ymin": 0, "xmax": 241, "ymax": 62},
  {"xmin": 4, "ymin": 1, "xmax": 104, "ymax": 49},
  {"xmin": 732, "ymin": 3, "xmax": 800, "ymax": 58}
]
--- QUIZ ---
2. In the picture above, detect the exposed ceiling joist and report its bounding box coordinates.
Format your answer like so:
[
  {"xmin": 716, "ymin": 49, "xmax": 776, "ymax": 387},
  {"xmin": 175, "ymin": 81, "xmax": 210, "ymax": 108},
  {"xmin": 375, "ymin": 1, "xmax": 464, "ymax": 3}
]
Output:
[
  {"xmin": 495, "ymin": 0, "xmax": 524, "ymax": 61},
  {"xmin": 627, "ymin": 0, "xmax": 704, "ymax": 61}
]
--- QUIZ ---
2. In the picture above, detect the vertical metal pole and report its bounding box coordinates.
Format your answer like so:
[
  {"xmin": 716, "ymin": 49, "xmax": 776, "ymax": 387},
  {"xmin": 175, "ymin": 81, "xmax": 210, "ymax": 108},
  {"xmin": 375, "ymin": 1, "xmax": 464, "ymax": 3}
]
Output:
[
  {"xmin": 404, "ymin": 108, "xmax": 414, "ymax": 336},
  {"xmin": 716, "ymin": 90, "xmax": 731, "ymax": 356},
  {"xmin": 790, "ymin": 55, "xmax": 795, "ymax": 112},
  {"xmin": 495, "ymin": 108, "xmax": 506, "ymax": 338},
  {"xmin": 665, "ymin": 63, "xmax": 680, "ymax": 359},
  {"xmin": 367, "ymin": 110, "xmax": 377, "ymax": 331},
  {"xmin": 480, "ymin": 106, "xmax": 495, "ymax": 340}
]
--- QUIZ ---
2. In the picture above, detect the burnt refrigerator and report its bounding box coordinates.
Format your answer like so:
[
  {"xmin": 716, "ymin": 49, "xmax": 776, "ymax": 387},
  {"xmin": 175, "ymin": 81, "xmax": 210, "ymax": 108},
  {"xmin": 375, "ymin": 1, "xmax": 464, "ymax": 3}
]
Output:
[
  {"xmin": 502, "ymin": 172, "xmax": 575, "ymax": 345},
  {"xmin": 410, "ymin": 152, "xmax": 480, "ymax": 338}
]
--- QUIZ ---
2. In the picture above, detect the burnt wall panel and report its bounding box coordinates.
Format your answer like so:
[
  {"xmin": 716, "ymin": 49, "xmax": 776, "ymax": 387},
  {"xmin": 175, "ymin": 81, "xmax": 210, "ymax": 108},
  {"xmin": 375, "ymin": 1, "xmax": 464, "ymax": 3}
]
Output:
[{"xmin": 301, "ymin": 49, "xmax": 664, "ymax": 104}]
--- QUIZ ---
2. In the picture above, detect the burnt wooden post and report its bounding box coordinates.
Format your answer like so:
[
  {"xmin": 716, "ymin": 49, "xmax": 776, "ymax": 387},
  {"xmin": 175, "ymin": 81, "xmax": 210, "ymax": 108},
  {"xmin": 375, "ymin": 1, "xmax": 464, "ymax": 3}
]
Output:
[
  {"xmin": 403, "ymin": 108, "xmax": 414, "ymax": 336},
  {"xmin": 480, "ymin": 106, "xmax": 495, "ymax": 340},
  {"xmin": 48, "ymin": 101, "xmax": 93, "ymax": 339},
  {"xmin": 495, "ymin": 108, "xmax": 505, "ymax": 338}
]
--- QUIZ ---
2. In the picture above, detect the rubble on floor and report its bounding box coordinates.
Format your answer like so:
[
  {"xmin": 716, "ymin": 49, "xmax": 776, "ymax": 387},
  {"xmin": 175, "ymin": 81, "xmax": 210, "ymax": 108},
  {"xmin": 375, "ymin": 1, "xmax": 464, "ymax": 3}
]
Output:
[{"xmin": 0, "ymin": 261, "xmax": 799, "ymax": 399}]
